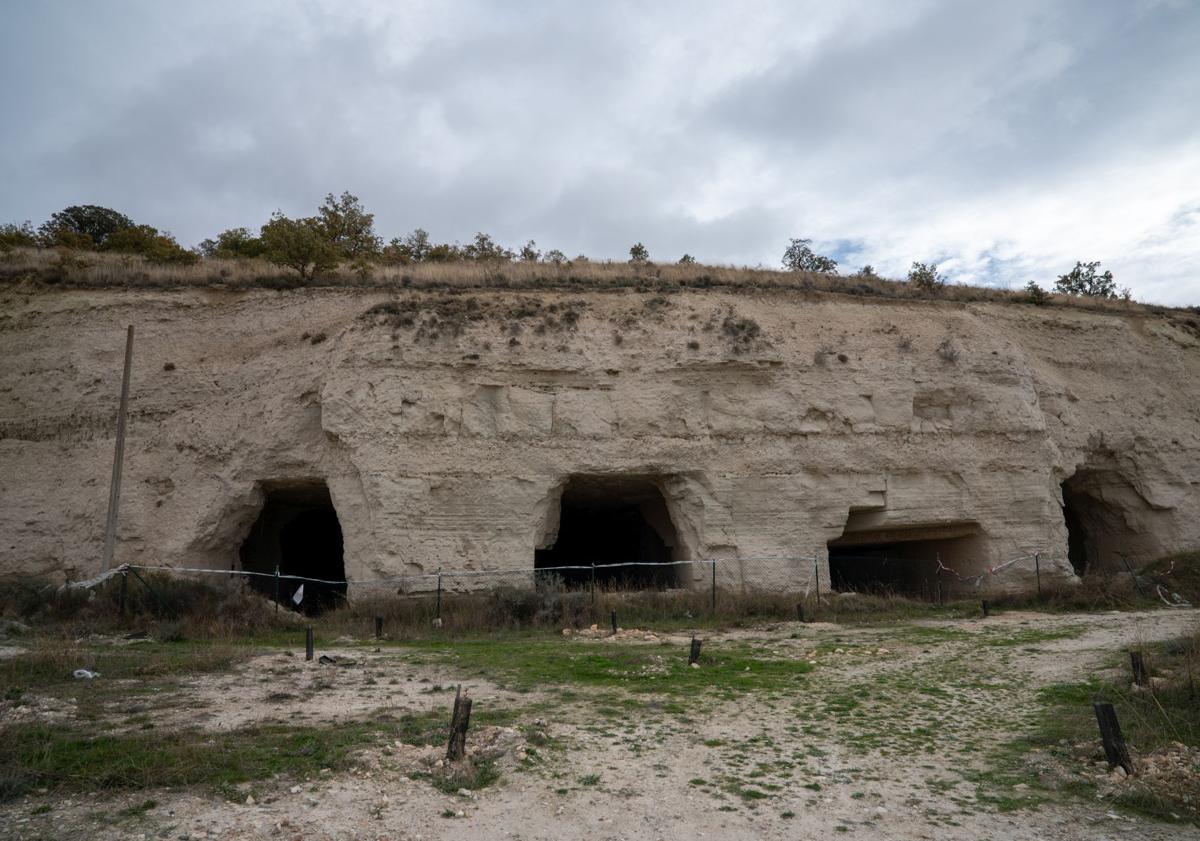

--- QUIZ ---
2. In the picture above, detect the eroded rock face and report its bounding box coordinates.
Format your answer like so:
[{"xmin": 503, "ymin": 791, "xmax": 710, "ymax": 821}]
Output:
[{"xmin": 1, "ymin": 286, "xmax": 1197, "ymax": 595}]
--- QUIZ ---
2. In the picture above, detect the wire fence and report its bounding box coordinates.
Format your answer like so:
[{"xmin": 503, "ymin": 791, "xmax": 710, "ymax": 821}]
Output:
[
  {"xmin": 121, "ymin": 557, "xmax": 821, "ymax": 613},
  {"xmin": 63, "ymin": 547, "xmax": 1191, "ymax": 618}
]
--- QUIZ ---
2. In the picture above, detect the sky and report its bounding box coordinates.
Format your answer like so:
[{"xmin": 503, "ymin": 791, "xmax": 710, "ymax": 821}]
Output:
[{"xmin": 2, "ymin": 0, "xmax": 1199, "ymax": 304}]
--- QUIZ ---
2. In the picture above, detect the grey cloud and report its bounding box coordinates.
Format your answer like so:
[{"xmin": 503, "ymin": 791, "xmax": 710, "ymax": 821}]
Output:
[{"xmin": 2, "ymin": 1, "xmax": 1198, "ymax": 304}]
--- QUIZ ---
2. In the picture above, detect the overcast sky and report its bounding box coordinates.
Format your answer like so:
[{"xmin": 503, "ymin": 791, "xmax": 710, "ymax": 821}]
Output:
[{"xmin": 3, "ymin": 1, "xmax": 1198, "ymax": 304}]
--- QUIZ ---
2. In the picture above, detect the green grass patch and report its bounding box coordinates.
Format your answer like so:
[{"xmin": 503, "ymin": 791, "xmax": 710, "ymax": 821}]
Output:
[
  {"xmin": 415, "ymin": 758, "xmax": 501, "ymax": 794},
  {"xmin": 0, "ymin": 640, "xmax": 243, "ymax": 697},
  {"xmin": 994, "ymin": 631, "xmax": 1200, "ymax": 823},
  {"xmin": 0, "ymin": 704, "xmax": 521, "ymax": 801},
  {"xmin": 0, "ymin": 720, "xmax": 380, "ymax": 801},
  {"xmin": 394, "ymin": 638, "xmax": 812, "ymax": 699},
  {"xmin": 977, "ymin": 627, "xmax": 1083, "ymax": 648}
]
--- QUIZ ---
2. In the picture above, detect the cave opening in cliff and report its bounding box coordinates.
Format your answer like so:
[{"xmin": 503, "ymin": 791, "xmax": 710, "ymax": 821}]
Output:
[
  {"xmin": 827, "ymin": 516, "xmax": 986, "ymax": 597},
  {"xmin": 535, "ymin": 476, "xmax": 680, "ymax": 589},
  {"xmin": 1060, "ymin": 470, "xmax": 1138, "ymax": 576},
  {"xmin": 239, "ymin": 481, "xmax": 346, "ymax": 614}
]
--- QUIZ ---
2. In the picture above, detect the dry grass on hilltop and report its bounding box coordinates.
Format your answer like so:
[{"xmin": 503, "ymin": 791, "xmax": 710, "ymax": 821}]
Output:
[{"xmin": 0, "ymin": 246, "xmax": 1195, "ymax": 322}]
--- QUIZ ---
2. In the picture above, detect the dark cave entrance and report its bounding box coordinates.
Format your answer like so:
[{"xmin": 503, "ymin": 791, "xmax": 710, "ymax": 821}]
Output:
[
  {"xmin": 1060, "ymin": 470, "xmax": 1134, "ymax": 576},
  {"xmin": 827, "ymin": 516, "xmax": 985, "ymax": 597},
  {"xmin": 535, "ymin": 476, "xmax": 680, "ymax": 589},
  {"xmin": 240, "ymin": 481, "xmax": 346, "ymax": 614},
  {"xmin": 1061, "ymin": 478, "xmax": 1093, "ymax": 575}
]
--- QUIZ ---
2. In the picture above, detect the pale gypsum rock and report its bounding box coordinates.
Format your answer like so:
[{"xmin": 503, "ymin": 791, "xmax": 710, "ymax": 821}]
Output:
[{"xmin": 1, "ymin": 287, "xmax": 1197, "ymax": 595}]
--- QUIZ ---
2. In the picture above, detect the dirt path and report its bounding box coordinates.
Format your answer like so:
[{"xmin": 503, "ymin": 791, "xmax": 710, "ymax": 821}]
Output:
[{"xmin": 3, "ymin": 608, "xmax": 1197, "ymax": 840}]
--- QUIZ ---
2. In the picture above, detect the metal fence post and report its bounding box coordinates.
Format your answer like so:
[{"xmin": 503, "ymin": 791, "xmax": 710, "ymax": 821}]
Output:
[
  {"xmin": 274, "ymin": 564, "xmax": 280, "ymax": 613},
  {"xmin": 814, "ymin": 556, "xmax": 820, "ymax": 608},
  {"xmin": 436, "ymin": 569, "xmax": 443, "ymax": 619},
  {"xmin": 591, "ymin": 562, "xmax": 596, "ymax": 606},
  {"xmin": 710, "ymin": 560, "xmax": 716, "ymax": 615},
  {"xmin": 1034, "ymin": 552, "xmax": 1042, "ymax": 600}
]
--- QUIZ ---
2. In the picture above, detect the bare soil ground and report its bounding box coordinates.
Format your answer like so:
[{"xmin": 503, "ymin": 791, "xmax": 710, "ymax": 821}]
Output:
[{"xmin": 2, "ymin": 608, "xmax": 1197, "ymax": 840}]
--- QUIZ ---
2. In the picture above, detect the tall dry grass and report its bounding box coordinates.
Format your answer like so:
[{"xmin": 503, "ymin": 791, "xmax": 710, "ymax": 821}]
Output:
[
  {"xmin": 4, "ymin": 567, "xmax": 1178, "ymax": 643},
  {"xmin": 2, "ymin": 246, "xmax": 1194, "ymax": 323}
]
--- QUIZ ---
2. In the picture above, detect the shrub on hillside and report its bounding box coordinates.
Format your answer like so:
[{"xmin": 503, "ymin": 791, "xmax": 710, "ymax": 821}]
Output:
[
  {"xmin": 382, "ymin": 229, "xmax": 429, "ymax": 264},
  {"xmin": 38, "ymin": 205, "xmax": 134, "ymax": 248},
  {"xmin": 0, "ymin": 222, "xmax": 38, "ymax": 251},
  {"xmin": 519, "ymin": 240, "xmax": 540, "ymax": 262},
  {"xmin": 317, "ymin": 191, "xmax": 382, "ymax": 258},
  {"xmin": 197, "ymin": 227, "xmax": 266, "ymax": 259},
  {"xmin": 782, "ymin": 238, "xmax": 838, "ymax": 274},
  {"xmin": 1055, "ymin": 260, "xmax": 1131, "ymax": 301},
  {"xmin": 463, "ymin": 232, "xmax": 512, "ymax": 261},
  {"xmin": 908, "ymin": 261, "xmax": 944, "ymax": 293},
  {"xmin": 102, "ymin": 225, "xmax": 198, "ymax": 265},
  {"xmin": 259, "ymin": 212, "xmax": 340, "ymax": 281},
  {"xmin": 1024, "ymin": 280, "xmax": 1050, "ymax": 305}
]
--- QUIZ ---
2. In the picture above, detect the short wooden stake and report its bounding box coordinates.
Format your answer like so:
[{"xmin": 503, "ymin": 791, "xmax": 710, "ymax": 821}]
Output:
[
  {"xmin": 305, "ymin": 626, "xmax": 314, "ymax": 661},
  {"xmin": 375, "ymin": 616, "xmax": 384, "ymax": 640},
  {"xmin": 446, "ymin": 685, "xmax": 472, "ymax": 761},
  {"xmin": 981, "ymin": 599, "xmax": 989, "ymax": 618},
  {"xmin": 1092, "ymin": 700, "xmax": 1134, "ymax": 775},
  {"xmin": 1130, "ymin": 651, "xmax": 1149, "ymax": 687},
  {"xmin": 610, "ymin": 610, "xmax": 618, "ymax": 635},
  {"xmin": 936, "ymin": 579, "xmax": 943, "ymax": 607},
  {"xmin": 795, "ymin": 603, "xmax": 804, "ymax": 623},
  {"xmin": 689, "ymin": 635, "xmax": 702, "ymax": 665}
]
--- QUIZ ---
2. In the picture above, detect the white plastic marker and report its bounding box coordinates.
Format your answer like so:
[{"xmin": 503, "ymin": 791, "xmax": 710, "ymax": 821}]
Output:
[{"xmin": 292, "ymin": 584, "xmax": 305, "ymax": 605}]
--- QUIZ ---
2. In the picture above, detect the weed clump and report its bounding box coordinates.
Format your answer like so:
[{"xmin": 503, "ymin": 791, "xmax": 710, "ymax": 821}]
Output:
[
  {"xmin": 721, "ymin": 312, "xmax": 762, "ymax": 354},
  {"xmin": 937, "ymin": 337, "xmax": 959, "ymax": 363},
  {"xmin": 361, "ymin": 295, "xmax": 586, "ymax": 344},
  {"xmin": 0, "ymin": 573, "xmax": 290, "ymax": 637}
]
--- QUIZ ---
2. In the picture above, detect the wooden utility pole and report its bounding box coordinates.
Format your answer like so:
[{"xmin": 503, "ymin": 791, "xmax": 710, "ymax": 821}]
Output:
[{"xmin": 102, "ymin": 326, "xmax": 134, "ymax": 573}]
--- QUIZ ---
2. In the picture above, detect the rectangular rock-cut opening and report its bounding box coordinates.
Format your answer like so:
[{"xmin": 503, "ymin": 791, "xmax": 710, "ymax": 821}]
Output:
[
  {"xmin": 535, "ymin": 475, "xmax": 680, "ymax": 589},
  {"xmin": 240, "ymin": 480, "xmax": 346, "ymax": 614},
  {"xmin": 827, "ymin": 516, "xmax": 985, "ymax": 597}
]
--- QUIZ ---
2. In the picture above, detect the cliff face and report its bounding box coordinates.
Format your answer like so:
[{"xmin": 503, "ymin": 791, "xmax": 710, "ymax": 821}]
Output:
[{"xmin": 1, "ymin": 285, "xmax": 1198, "ymax": 596}]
